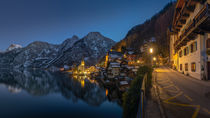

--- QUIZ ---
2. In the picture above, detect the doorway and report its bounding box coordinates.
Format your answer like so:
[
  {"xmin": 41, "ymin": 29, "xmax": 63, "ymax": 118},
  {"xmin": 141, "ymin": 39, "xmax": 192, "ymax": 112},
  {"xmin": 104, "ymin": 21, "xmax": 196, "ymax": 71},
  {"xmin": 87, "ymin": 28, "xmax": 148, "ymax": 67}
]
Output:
[{"xmin": 207, "ymin": 62, "xmax": 210, "ymax": 80}]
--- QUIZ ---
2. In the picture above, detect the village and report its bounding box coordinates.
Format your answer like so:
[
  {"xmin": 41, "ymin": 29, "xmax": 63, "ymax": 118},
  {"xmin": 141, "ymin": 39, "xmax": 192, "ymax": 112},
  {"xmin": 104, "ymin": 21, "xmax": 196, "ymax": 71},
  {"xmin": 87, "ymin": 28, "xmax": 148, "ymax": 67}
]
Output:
[{"xmin": 60, "ymin": 38, "xmax": 165, "ymax": 102}]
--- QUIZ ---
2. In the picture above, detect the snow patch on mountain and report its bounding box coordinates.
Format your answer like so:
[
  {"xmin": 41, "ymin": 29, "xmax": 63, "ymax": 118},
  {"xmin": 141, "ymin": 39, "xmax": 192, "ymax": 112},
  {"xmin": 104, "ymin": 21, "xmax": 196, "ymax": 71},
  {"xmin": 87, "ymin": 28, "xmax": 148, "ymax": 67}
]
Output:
[
  {"xmin": 59, "ymin": 35, "xmax": 80, "ymax": 52},
  {"xmin": 6, "ymin": 44, "xmax": 22, "ymax": 51}
]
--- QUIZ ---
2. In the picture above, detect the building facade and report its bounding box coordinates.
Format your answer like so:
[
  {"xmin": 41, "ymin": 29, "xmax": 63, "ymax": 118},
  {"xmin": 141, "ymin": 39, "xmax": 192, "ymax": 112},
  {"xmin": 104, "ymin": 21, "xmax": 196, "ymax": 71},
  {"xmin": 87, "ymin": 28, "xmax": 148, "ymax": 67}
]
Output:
[
  {"xmin": 107, "ymin": 62, "xmax": 121, "ymax": 78},
  {"xmin": 170, "ymin": 0, "xmax": 210, "ymax": 80}
]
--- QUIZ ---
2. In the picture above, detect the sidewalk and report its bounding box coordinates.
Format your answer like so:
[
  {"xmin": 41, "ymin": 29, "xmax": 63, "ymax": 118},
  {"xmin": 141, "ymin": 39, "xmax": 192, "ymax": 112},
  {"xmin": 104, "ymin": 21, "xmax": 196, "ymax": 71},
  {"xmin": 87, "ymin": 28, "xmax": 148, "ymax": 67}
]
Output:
[{"xmin": 145, "ymin": 72, "xmax": 163, "ymax": 118}]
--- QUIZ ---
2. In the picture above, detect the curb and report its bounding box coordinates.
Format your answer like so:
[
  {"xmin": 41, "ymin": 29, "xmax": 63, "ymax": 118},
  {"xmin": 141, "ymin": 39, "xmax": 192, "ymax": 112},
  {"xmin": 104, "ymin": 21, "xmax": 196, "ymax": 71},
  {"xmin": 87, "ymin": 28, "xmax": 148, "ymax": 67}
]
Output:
[{"xmin": 153, "ymin": 71, "xmax": 167, "ymax": 118}]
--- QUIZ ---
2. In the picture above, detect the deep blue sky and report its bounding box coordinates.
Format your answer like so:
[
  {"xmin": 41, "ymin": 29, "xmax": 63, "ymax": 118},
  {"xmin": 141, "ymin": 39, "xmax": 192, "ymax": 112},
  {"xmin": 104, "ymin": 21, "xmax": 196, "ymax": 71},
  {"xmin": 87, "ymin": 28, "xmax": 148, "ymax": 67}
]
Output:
[{"xmin": 0, "ymin": 0, "xmax": 171, "ymax": 50}]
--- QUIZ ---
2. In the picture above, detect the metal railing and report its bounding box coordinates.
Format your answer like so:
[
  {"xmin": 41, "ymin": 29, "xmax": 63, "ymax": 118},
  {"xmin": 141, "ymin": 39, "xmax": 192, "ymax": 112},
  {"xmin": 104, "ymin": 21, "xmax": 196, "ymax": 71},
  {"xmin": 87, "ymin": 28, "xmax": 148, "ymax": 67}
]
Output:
[{"xmin": 137, "ymin": 73, "xmax": 148, "ymax": 118}]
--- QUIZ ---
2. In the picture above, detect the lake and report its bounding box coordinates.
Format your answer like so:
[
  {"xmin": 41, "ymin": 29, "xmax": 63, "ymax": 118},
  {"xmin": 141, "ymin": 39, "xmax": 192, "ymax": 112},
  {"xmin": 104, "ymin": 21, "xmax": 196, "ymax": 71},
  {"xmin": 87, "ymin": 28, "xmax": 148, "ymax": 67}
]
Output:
[{"xmin": 0, "ymin": 69, "xmax": 122, "ymax": 118}]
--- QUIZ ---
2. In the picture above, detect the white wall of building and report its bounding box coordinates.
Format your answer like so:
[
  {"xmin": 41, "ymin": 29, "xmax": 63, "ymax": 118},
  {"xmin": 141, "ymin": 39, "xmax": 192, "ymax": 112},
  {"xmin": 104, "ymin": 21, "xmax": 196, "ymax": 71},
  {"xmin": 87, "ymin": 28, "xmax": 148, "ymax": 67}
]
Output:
[
  {"xmin": 171, "ymin": 1, "xmax": 210, "ymax": 80},
  {"xmin": 178, "ymin": 35, "xmax": 202, "ymax": 79}
]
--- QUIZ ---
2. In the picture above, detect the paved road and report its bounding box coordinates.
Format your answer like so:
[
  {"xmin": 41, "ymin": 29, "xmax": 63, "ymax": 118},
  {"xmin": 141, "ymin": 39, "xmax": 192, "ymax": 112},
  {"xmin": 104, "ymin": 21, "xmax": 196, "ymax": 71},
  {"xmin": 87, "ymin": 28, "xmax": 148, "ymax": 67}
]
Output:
[{"xmin": 154, "ymin": 66, "xmax": 210, "ymax": 118}]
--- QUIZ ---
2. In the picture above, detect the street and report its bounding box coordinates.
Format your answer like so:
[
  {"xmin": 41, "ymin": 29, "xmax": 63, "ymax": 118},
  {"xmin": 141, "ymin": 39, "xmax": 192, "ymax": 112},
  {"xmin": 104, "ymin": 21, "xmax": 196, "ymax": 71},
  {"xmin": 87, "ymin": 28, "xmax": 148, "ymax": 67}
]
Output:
[{"xmin": 154, "ymin": 67, "xmax": 210, "ymax": 118}]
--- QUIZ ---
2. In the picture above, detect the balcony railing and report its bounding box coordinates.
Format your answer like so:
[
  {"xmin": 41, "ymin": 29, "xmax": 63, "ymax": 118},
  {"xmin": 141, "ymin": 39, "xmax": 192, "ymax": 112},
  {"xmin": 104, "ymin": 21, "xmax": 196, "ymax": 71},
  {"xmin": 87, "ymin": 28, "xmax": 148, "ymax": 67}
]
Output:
[
  {"xmin": 174, "ymin": 0, "xmax": 196, "ymax": 28},
  {"xmin": 174, "ymin": 3, "xmax": 210, "ymax": 50}
]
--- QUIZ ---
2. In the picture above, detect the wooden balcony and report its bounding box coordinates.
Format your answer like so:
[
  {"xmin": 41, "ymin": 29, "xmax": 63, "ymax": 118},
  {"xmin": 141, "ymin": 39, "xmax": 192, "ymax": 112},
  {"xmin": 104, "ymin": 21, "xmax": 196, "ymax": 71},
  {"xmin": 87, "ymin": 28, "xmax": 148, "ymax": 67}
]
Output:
[
  {"xmin": 174, "ymin": 3, "xmax": 210, "ymax": 52},
  {"xmin": 173, "ymin": 0, "xmax": 200, "ymax": 31}
]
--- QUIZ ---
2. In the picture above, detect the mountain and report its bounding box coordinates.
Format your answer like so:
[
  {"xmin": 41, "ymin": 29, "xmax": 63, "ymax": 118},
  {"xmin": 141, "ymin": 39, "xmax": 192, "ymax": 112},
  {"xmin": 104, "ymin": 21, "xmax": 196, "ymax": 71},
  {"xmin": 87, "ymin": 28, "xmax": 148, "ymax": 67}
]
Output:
[
  {"xmin": 0, "ymin": 32, "xmax": 115, "ymax": 69},
  {"xmin": 13, "ymin": 41, "xmax": 59, "ymax": 68},
  {"xmin": 51, "ymin": 32, "xmax": 115, "ymax": 67},
  {"xmin": 114, "ymin": 2, "xmax": 176, "ymax": 57},
  {"xmin": 6, "ymin": 44, "xmax": 22, "ymax": 51},
  {"xmin": 44, "ymin": 35, "xmax": 80, "ymax": 68},
  {"xmin": 59, "ymin": 35, "xmax": 80, "ymax": 52}
]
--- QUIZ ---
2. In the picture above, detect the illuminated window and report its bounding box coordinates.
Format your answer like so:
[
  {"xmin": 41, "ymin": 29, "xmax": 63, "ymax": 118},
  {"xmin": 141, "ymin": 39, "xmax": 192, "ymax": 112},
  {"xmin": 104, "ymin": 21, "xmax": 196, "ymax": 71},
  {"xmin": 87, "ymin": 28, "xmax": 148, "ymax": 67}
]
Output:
[
  {"xmin": 185, "ymin": 63, "xmax": 188, "ymax": 71},
  {"xmin": 191, "ymin": 62, "xmax": 196, "ymax": 72}
]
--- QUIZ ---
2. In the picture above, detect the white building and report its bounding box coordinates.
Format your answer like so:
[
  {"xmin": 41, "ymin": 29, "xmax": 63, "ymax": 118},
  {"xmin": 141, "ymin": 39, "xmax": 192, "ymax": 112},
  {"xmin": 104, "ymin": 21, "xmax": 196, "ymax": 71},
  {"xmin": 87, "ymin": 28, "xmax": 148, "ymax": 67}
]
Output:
[
  {"xmin": 170, "ymin": 0, "xmax": 210, "ymax": 80},
  {"xmin": 107, "ymin": 62, "xmax": 121, "ymax": 78}
]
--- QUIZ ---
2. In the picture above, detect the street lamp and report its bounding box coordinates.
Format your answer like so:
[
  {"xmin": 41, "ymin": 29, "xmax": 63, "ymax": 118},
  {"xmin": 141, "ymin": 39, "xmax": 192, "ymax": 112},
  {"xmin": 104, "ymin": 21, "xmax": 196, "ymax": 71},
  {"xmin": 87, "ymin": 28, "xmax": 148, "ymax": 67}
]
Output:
[
  {"xmin": 148, "ymin": 48, "xmax": 153, "ymax": 66},
  {"xmin": 153, "ymin": 57, "xmax": 156, "ymax": 61},
  {"xmin": 149, "ymin": 48, "xmax": 153, "ymax": 54}
]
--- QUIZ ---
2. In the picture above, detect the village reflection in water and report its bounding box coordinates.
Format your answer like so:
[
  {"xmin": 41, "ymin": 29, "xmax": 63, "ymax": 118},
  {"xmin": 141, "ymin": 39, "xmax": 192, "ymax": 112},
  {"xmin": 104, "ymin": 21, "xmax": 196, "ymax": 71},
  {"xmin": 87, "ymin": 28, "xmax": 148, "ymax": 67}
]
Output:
[
  {"xmin": 72, "ymin": 74, "xmax": 95, "ymax": 88},
  {"xmin": 0, "ymin": 69, "xmax": 122, "ymax": 106},
  {"xmin": 71, "ymin": 72, "xmax": 122, "ymax": 105},
  {"xmin": 0, "ymin": 69, "xmax": 122, "ymax": 118}
]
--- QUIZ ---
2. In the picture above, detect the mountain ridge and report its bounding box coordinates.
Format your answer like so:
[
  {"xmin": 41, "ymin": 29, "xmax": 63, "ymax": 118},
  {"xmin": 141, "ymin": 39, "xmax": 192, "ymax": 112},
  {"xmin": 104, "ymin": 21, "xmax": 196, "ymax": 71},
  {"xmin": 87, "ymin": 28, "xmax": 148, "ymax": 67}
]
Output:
[{"xmin": 0, "ymin": 32, "xmax": 115, "ymax": 69}]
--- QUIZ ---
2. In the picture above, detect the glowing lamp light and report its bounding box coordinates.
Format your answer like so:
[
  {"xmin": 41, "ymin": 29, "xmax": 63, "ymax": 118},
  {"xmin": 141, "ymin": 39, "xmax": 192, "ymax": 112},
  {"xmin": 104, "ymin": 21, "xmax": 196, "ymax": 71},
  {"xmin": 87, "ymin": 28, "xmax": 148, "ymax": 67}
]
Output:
[
  {"xmin": 153, "ymin": 57, "xmax": 157, "ymax": 61},
  {"xmin": 149, "ymin": 48, "xmax": 153, "ymax": 54},
  {"xmin": 124, "ymin": 54, "xmax": 127, "ymax": 58},
  {"xmin": 60, "ymin": 68, "xmax": 64, "ymax": 71}
]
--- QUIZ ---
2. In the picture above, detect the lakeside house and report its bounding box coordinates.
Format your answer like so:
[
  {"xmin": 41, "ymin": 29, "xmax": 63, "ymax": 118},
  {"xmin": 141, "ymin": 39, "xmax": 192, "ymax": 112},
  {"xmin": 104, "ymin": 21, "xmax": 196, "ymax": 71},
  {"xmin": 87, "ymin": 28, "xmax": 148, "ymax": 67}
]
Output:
[
  {"xmin": 169, "ymin": 0, "xmax": 210, "ymax": 80},
  {"xmin": 107, "ymin": 62, "xmax": 121, "ymax": 78},
  {"xmin": 104, "ymin": 49, "xmax": 140, "ymax": 88}
]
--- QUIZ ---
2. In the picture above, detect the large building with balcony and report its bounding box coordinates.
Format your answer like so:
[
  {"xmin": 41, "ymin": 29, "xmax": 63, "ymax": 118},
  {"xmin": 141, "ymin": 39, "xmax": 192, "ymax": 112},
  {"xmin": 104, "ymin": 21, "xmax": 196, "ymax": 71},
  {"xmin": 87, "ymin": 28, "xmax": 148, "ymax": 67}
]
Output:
[{"xmin": 170, "ymin": 0, "xmax": 210, "ymax": 80}]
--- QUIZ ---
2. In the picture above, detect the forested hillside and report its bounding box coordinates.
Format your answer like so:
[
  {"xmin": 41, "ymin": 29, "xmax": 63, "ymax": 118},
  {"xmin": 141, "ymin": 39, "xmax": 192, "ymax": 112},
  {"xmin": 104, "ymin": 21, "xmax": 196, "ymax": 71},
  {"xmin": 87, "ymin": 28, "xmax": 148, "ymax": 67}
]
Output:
[{"xmin": 114, "ymin": 2, "xmax": 176, "ymax": 57}]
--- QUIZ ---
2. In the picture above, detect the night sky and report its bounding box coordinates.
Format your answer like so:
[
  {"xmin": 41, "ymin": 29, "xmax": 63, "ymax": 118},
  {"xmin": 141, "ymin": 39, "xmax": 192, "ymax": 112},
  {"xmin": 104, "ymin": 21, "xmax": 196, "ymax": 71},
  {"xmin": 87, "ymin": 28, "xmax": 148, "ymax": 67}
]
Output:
[{"xmin": 0, "ymin": 0, "xmax": 171, "ymax": 50}]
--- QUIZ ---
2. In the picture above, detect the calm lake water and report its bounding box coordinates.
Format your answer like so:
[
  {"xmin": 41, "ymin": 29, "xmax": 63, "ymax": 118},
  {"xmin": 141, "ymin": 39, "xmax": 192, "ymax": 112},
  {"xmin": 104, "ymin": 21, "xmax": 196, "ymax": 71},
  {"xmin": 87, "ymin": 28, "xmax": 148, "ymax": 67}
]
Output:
[{"xmin": 0, "ymin": 69, "xmax": 122, "ymax": 118}]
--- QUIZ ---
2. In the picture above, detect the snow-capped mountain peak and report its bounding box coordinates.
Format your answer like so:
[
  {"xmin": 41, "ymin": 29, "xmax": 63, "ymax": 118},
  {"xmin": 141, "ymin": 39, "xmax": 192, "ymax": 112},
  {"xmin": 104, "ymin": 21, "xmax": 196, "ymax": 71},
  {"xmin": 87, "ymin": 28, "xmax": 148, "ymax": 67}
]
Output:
[
  {"xmin": 6, "ymin": 44, "xmax": 22, "ymax": 51},
  {"xmin": 85, "ymin": 32, "xmax": 104, "ymax": 40}
]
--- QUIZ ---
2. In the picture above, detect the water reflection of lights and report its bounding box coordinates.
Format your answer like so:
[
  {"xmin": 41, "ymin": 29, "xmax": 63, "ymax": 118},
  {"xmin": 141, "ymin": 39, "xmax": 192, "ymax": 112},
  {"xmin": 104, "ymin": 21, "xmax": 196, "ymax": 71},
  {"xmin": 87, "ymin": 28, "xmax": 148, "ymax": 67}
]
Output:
[
  {"xmin": 106, "ymin": 89, "xmax": 108, "ymax": 96},
  {"xmin": 81, "ymin": 80, "xmax": 85, "ymax": 88},
  {"xmin": 72, "ymin": 75, "xmax": 96, "ymax": 88},
  {"xmin": 7, "ymin": 86, "xmax": 22, "ymax": 93}
]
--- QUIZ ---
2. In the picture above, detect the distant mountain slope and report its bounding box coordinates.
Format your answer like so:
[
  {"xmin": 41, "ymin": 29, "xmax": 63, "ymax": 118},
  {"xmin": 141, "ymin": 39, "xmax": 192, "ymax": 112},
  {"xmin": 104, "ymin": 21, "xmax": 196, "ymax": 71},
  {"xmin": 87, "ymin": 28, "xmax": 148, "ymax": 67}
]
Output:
[
  {"xmin": 13, "ymin": 41, "xmax": 59, "ymax": 68},
  {"xmin": 52, "ymin": 32, "xmax": 115, "ymax": 67},
  {"xmin": 0, "ymin": 32, "xmax": 115, "ymax": 68},
  {"xmin": 114, "ymin": 2, "xmax": 175, "ymax": 57}
]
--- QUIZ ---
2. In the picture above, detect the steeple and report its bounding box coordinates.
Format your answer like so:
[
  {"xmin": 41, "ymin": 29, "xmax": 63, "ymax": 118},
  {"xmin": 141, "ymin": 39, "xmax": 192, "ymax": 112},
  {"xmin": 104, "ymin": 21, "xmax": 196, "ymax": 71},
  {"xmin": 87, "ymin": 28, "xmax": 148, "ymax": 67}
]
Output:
[{"xmin": 81, "ymin": 59, "xmax": 85, "ymax": 66}]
